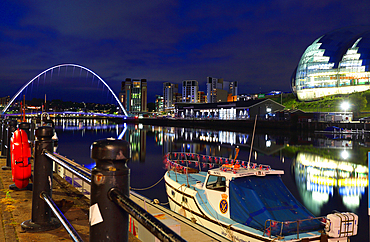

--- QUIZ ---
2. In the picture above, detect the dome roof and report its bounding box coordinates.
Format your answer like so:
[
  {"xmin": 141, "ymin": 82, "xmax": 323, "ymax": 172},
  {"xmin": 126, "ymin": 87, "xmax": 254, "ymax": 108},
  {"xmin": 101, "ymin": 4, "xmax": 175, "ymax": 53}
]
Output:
[{"xmin": 292, "ymin": 26, "xmax": 370, "ymax": 101}]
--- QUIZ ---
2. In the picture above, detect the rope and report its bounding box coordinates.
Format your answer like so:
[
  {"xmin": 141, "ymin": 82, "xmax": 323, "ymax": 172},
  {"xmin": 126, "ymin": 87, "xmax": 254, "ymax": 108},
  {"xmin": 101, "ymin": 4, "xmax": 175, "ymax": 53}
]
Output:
[{"xmin": 130, "ymin": 176, "xmax": 164, "ymax": 191}]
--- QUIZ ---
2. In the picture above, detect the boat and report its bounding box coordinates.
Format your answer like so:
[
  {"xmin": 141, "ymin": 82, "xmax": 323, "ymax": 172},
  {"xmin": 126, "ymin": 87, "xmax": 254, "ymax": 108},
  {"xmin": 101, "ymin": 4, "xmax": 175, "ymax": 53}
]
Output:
[{"xmin": 163, "ymin": 152, "xmax": 358, "ymax": 242}]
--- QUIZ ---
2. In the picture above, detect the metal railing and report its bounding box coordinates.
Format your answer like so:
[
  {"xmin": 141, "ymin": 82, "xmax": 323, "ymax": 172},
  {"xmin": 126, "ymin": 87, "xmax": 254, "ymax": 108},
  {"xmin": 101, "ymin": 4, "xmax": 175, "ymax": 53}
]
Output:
[
  {"xmin": 24, "ymin": 125, "xmax": 187, "ymax": 241},
  {"xmin": 263, "ymin": 217, "xmax": 325, "ymax": 239},
  {"xmin": 44, "ymin": 150, "xmax": 91, "ymax": 184},
  {"xmin": 46, "ymin": 149, "xmax": 187, "ymax": 242},
  {"xmin": 108, "ymin": 188, "xmax": 187, "ymax": 242},
  {"xmin": 40, "ymin": 191, "xmax": 84, "ymax": 242}
]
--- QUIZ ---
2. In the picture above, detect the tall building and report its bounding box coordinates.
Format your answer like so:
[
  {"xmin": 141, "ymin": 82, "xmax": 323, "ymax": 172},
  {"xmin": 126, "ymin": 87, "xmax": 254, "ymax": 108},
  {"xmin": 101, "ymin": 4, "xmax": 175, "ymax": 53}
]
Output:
[
  {"xmin": 182, "ymin": 80, "xmax": 198, "ymax": 103},
  {"xmin": 119, "ymin": 78, "xmax": 147, "ymax": 113},
  {"xmin": 155, "ymin": 95, "xmax": 164, "ymax": 112},
  {"xmin": 206, "ymin": 77, "xmax": 237, "ymax": 103},
  {"xmin": 229, "ymin": 81, "xmax": 238, "ymax": 96},
  {"xmin": 206, "ymin": 77, "xmax": 223, "ymax": 103},
  {"xmin": 292, "ymin": 26, "xmax": 370, "ymax": 101},
  {"xmin": 163, "ymin": 82, "xmax": 178, "ymax": 112}
]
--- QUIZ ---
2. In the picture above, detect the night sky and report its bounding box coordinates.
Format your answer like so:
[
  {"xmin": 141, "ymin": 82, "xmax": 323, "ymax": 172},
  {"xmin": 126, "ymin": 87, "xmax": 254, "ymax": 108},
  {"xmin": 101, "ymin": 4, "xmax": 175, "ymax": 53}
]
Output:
[{"xmin": 1, "ymin": 1, "xmax": 370, "ymax": 103}]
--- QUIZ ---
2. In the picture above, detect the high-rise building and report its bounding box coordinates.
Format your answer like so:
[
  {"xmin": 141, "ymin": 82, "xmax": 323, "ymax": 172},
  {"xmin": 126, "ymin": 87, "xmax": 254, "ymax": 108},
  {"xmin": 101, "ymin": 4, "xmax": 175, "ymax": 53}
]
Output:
[
  {"xmin": 155, "ymin": 95, "xmax": 164, "ymax": 112},
  {"xmin": 182, "ymin": 80, "xmax": 198, "ymax": 103},
  {"xmin": 206, "ymin": 77, "xmax": 223, "ymax": 103},
  {"xmin": 229, "ymin": 81, "xmax": 238, "ymax": 96},
  {"xmin": 206, "ymin": 77, "xmax": 237, "ymax": 103},
  {"xmin": 163, "ymin": 82, "xmax": 178, "ymax": 111},
  {"xmin": 119, "ymin": 78, "xmax": 147, "ymax": 113}
]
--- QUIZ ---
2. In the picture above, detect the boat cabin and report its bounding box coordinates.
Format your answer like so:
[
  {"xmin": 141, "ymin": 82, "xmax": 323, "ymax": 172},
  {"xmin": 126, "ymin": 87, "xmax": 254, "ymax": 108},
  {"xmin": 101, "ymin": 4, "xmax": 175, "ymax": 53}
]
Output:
[{"xmin": 197, "ymin": 164, "xmax": 284, "ymax": 219}]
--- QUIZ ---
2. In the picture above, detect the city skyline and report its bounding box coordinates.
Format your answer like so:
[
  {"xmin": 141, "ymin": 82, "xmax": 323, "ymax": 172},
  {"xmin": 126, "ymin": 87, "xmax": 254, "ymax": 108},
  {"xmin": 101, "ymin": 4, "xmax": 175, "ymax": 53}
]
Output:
[{"xmin": 1, "ymin": 1, "xmax": 370, "ymax": 104}]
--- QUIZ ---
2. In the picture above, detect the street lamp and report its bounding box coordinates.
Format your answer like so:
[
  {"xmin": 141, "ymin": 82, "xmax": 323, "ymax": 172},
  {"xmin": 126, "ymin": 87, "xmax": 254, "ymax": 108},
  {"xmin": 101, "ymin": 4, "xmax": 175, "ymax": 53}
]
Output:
[
  {"xmin": 341, "ymin": 101, "xmax": 350, "ymax": 122},
  {"xmin": 341, "ymin": 101, "xmax": 350, "ymax": 113}
]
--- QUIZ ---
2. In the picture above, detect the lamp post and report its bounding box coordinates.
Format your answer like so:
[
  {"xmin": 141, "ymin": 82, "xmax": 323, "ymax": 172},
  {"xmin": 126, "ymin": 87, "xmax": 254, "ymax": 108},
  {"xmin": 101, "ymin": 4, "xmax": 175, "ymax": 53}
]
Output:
[{"xmin": 341, "ymin": 101, "xmax": 350, "ymax": 122}]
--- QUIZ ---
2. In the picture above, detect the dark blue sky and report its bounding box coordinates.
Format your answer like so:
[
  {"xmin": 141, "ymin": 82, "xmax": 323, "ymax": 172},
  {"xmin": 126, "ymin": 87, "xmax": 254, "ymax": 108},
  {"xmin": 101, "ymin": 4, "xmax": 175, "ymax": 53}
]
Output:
[{"xmin": 1, "ymin": 0, "xmax": 370, "ymax": 103}]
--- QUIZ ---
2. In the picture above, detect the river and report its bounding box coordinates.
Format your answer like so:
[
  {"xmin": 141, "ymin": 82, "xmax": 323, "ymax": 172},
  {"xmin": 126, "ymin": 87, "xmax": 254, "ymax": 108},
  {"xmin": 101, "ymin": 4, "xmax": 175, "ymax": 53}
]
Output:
[{"xmin": 53, "ymin": 119, "xmax": 369, "ymax": 242}]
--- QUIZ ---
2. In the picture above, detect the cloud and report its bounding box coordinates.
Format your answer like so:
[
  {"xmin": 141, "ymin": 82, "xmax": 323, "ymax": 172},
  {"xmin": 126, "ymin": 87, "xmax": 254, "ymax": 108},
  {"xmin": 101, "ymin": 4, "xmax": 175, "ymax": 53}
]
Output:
[{"xmin": 1, "ymin": 0, "xmax": 370, "ymax": 103}]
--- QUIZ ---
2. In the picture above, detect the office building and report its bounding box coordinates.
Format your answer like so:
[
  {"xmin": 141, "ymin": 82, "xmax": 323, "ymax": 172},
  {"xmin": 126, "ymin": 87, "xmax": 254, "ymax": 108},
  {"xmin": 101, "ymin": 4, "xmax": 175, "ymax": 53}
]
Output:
[
  {"xmin": 182, "ymin": 80, "xmax": 198, "ymax": 103},
  {"xmin": 155, "ymin": 95, "xmax": 164, "ymax": 112},
  {"xmin": 163, "ymin": 82, "xmax": 178, "ymax": 111},
  {"xmin": 119, "ymin": 78, "xmax": 147, "ymax": 113},
  {"xmin": 207, "ymin": 77, "xmax": 238, "ymax": 103}
]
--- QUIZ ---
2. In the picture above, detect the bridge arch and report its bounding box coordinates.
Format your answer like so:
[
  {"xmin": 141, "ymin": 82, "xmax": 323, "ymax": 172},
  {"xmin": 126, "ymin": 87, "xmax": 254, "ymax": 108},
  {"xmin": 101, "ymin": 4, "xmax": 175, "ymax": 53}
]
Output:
[{"xmin": 2, "ymin": 64, "xmax": 128, "ymax": 116}]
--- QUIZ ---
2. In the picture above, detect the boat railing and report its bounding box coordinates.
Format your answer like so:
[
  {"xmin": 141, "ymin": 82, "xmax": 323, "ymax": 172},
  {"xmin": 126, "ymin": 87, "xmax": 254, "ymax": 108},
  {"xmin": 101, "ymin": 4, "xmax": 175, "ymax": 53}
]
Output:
[
  {"xmin": 166, "ymin": 152, "xmax": 271, "ymax": 171},
  {"xmin": 263, "ymin": 216, "xmax": 326, "ymax": 239}
]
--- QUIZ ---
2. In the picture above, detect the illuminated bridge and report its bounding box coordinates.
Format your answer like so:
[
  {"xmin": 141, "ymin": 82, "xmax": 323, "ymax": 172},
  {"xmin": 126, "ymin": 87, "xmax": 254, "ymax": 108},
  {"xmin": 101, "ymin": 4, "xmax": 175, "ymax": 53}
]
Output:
[
  {"xmin": 3, "ymin": 111, "xmax": 127, "ymax": 119},
  {"xmin": 1, "ymin": 64, "xmax": 128, "ymax": 117}
]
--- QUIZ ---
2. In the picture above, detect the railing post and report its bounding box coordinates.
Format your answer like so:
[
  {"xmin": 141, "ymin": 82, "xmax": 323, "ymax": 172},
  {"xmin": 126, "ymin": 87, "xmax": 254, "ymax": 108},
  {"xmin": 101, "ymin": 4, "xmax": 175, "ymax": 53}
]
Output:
[
  {"xmin": 0, "ymin": 119, "xmax": 2, "ymax": 149},
  {"xmin": 0, "ymin": 119, "xmax": 4, "ymax": 158},
  {"xmin": 1, "ymin": 119, "xmax": 8, "ymax": 158},
  {"xmin": 29, "ymin": 118, "xmax": 36, "ymax": 143},
  {"xmin": 21, "ymin": 126, "xmax": 61, "ymax": 232},
  {"xmin": 3, "ymin": 119, "xmax": 17, "ymax": 170},
  {"xmin": 90, "ymin": 138, "xmax": 131, "ymax": 242}
]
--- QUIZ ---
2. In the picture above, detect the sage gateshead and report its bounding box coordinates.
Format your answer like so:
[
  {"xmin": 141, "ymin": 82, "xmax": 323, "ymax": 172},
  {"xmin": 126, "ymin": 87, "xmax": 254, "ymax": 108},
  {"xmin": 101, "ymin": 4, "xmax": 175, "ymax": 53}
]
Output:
[{"xmin": 291, "ymin": 26, "xmax": 370, "ymax": 101}]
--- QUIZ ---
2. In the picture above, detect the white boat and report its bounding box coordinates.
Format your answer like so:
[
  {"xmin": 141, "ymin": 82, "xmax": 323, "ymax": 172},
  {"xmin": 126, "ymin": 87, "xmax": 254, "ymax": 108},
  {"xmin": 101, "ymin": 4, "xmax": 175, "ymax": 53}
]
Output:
[{"xmin": 164, "ymin": 152, "xmax": 358, "ymax": 242}]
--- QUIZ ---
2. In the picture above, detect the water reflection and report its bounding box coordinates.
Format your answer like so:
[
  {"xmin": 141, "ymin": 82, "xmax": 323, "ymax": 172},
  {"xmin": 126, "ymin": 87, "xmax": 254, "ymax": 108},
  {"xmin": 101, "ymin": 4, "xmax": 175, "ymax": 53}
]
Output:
[
  {"xmin": 53, "ymin": 120, "xmax": 369, "ymax": 242},
  {"xmin": 294, "ymin": 152, "xmax": 367, "ymax": 214}
]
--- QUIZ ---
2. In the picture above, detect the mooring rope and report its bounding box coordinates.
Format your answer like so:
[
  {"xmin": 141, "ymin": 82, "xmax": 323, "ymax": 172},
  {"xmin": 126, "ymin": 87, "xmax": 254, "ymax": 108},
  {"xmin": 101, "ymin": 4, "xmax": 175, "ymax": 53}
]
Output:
[{"xmin": 130, "ymin": 176, "xmax": 164, "ymax": 191}]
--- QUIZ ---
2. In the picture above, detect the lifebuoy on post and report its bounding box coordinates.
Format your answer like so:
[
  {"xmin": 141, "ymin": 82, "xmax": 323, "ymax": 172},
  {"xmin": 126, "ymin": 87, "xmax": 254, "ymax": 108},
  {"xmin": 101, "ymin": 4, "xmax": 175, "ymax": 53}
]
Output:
[{"xmin": 10, "ymin": 129, "xmax": 31, "ymax": 189}]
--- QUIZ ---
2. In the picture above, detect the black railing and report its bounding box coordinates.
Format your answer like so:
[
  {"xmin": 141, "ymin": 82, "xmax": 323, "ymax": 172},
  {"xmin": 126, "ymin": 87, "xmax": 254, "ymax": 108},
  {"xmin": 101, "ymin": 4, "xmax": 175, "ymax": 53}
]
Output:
[
  {"xmin": 40, "ymin": 191, "xmax": 83, "ymax": 242},
  {"xmin": 108, "ymin": 188, "xmax": 187, "ymax": 242},
  {"xmin": 44, "ymin": 150, "xmax": 91, "ymax": 184},
  {"xmin": 13, "ymin": 123, "xmax": 187, "ymax": 242}
]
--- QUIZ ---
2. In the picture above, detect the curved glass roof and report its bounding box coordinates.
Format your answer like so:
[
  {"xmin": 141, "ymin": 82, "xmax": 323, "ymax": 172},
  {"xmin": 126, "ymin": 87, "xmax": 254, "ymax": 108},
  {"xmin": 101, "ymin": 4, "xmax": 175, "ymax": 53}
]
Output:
[{"xmin": 292, "ymin": 26, "xmax": 370, "ymax": 101}]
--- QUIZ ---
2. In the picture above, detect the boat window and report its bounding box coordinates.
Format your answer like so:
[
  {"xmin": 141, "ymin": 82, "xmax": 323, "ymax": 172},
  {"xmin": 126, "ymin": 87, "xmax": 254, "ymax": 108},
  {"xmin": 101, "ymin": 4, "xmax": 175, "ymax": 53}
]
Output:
[{"xmin": 206, "ymin": 175, "xmax": 226, "ymax": 192}]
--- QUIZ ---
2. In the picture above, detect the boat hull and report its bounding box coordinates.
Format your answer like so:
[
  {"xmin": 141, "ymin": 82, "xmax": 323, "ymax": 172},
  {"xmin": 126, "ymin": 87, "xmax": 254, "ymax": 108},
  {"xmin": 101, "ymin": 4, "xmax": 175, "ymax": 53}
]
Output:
[{"xmin": 164, "ymin": 171, "xmax": 326, "ymax": 242}]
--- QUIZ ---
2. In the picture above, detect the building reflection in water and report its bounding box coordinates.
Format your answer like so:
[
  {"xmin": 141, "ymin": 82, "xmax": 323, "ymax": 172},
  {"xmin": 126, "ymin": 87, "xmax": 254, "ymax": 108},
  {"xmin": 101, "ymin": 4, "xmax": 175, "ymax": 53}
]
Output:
[
  {"xmin": 54, "ymin": 121, "xmax": 369, "ymax": 218},
  {"xmin": 294, "ymin": 152, "xmax": 368, "ymax": 214}
]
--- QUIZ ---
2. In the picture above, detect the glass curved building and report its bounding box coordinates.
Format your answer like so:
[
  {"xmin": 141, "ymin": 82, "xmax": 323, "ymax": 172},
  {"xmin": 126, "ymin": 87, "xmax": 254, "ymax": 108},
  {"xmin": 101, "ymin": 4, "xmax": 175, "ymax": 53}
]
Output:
[{"xmin": 292, "ymin": 26, "xmax": 370, "ymax": 101}]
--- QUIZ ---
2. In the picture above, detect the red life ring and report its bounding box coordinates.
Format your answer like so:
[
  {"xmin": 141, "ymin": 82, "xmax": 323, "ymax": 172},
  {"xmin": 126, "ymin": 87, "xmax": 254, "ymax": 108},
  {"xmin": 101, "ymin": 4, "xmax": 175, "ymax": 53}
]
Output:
[{"xmin": 10, "ymin": 129, "xmax": 32, "ymax": 189}]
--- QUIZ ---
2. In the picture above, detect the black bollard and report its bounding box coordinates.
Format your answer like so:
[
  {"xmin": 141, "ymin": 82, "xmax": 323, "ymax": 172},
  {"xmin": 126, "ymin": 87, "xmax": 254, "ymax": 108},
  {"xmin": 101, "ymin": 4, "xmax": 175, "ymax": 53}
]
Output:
[
  {"xmin": 0, "ymin": 119, "xmax": 3, "ymax": 148},
  {"xmin": 21, "ymin": 126, "xmax": 61, "ymax": 232},
  {"xmin": 29, "ymin": 119, "xmax": 36, "ymax": 143},
  {"xmin": 1, "ymin": 119, "xmax": 7, "ymax": 158},
  {"xmin": 90, "ymin": 138, "xmax": 131, "ymax": 242},
  {"xmin": 3, "ymin": 119, "xmax": 17, "ymax": 170}
]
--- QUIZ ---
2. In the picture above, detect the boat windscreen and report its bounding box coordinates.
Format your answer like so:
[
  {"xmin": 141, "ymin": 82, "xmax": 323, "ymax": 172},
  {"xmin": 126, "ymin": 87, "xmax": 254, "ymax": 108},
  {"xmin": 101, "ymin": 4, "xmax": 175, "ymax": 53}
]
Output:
[{"xmin": 229, "ymin": 175, "xmax": 324, "ymax": 236}]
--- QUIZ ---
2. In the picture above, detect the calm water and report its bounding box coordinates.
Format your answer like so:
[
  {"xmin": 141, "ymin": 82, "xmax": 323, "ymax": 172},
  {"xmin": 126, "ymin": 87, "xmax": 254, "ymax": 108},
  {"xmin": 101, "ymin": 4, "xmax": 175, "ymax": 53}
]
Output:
[{"xmin": 53, "ymin": 119, "xmax": 369, "ymax": 242}]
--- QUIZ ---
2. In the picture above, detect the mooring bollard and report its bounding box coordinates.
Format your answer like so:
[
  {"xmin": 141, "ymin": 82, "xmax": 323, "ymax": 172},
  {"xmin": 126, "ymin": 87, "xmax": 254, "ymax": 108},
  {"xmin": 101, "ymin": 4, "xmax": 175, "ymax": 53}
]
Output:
[
  {"xmin": 3, "ymin": 119, "xmax": 17, "ymax": 170},
  {"xmin": 0, "ymin": 119, "xmax": 3, "ymax": 148},
  {"xmin": 90, "ymin": 138, "xmax": 131, "ymax": 242},
  {"xmin": 21, "ymin": 126, "xmax": 61, "ymax": 232},
  {"xmin": 1, "ymin": 119, "xmax": 7, "ymax": 158}
]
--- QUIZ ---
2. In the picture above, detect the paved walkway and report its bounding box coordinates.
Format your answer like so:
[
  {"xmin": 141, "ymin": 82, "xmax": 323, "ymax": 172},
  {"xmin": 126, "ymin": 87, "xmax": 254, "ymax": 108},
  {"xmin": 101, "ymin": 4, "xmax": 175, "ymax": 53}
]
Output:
[{"xmin": 0, "ymin": 157, "xmax": 139, "ymax": 242}]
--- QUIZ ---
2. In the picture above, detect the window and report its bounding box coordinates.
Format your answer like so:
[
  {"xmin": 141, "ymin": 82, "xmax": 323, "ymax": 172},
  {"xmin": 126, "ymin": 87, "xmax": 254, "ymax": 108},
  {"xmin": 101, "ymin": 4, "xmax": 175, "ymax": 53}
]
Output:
[{"xmin": 206, "ymin": 175, "xmax": 226, "ymax": 192}]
